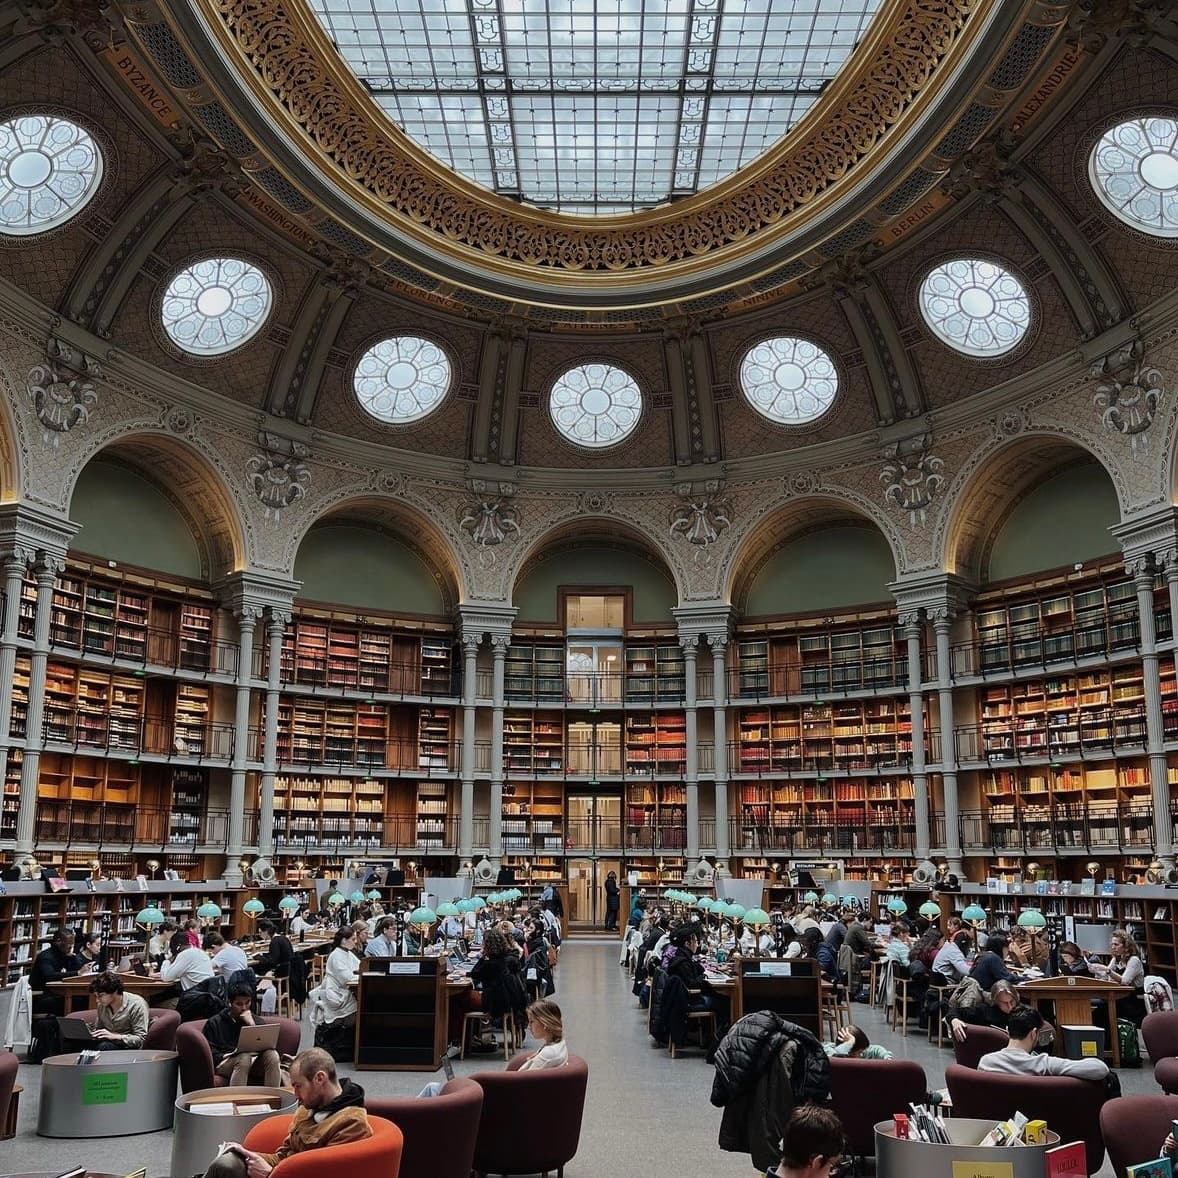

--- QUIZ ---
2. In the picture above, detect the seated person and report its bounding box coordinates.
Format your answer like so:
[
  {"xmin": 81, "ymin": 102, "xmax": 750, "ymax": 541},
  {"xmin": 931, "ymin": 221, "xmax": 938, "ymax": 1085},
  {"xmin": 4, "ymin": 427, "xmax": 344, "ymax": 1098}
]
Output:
[
  {"xmin": 885, "ymin": 924, "xmax": 911, "ymax": 966},
  {"xmin": 203, "ymin": 981, "xmax": 282, "ymax": 1087},
  {"xmin": 254, "ymin": 919, "xmax": 295, "ymax": 1015},
  {"xmin": 911, "ymin": 928, "xmax": 945, "ymax": 972},
  {"xmin": 289, "ymin": 908, "xmax": 316, "ymax": 937},
  {"xmin": 208, "ymin": 932, "xmax": 249, "ymax": 976},
  {"xmin": 309, "ymin": 927, "xmax": 360, "ymax": 1030},
  {"xmin": 30, "ymin": 928, "xmax": 81, "ymax": 1016},
  {"xmin": 89, "ymin": 970, "xmax": 149, "ymax": 1049},
  {"xmin": 950, "ymin": 978, "xmax": 1019, "ymax": 1042},
  {"xmin": 969, "ymin": 932, "xmax": 1014, "ymax": 990},
  {"xmin": 1009, "ymin": 926, "xmax": 1048, "ymax": 970},
  {"xmin": 769, "ymin": 1103, "xmax": 846, "ymax": 1178},
  {"xmin": 203, "ymin": 1048, "xmax": 369, "ymax": 1178},
  {"xmin": 74, "ymin": 929, "xmax": 103, "ymax": 974},
  {"xmin": 366, "ymin": 916, "xmax": 398, "ymax": 957},
  {"xmin": 1089, "ymin": 928, "xmax": 1146, "ymax": 1024},
  {"xmin": 154, "ymin": 930, "xmax": 215, "ymax": 1008},
  {"xmin": 663, "ymin": 925, "xmax": 720, "ymax": 1011},
  {"xmin": 148, "ymin": 920, "xmax": 177, "ymax": 961},
  {"xmin": 739, "ymin": 924, "xmax": 775, "ymax": 956},
  {"xmin": 978, "ymin": 1003, "xmax": 1108, "ymax": 1079},
  {"xmin": 518, "ymin": 998, "xmax": 568, "ymax": 1070},
  {"xmin": 932, "ymin": 930, "xmax": 974, "ymax": 983},
  {"xmin": 823, "ymin": 1024, "xmax": 892, "ymax": 1059},
  {"xmin": 1058, "ymin": 941, "xmax": 1092, "ymax": 977}
]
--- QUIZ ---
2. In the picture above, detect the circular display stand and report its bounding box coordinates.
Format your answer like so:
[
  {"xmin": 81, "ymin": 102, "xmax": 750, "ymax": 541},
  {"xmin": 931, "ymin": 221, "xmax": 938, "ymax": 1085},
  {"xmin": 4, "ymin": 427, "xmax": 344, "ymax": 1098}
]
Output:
[
  {"xmin": 172, "ymin": 1085, "xmax": 298, "ymax": 1178},
  {"xmin": 875, "ymin": 1118, "xmax": 1061, "ymax": 1178}
]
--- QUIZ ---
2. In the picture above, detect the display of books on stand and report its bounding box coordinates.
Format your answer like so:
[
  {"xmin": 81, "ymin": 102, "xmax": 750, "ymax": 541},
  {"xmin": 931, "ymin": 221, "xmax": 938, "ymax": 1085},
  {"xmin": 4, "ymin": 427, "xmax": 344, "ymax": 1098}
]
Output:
[
  {"xmin": 1127, "ymin": 1159, "xmax": 1174, "ymax": 1178},
  {"xmin": 188, "ymin": 1093, "xmax": 283, "ymax": 1116},
  {"xmin": 1045, "ymin": 1142, "xmax": 1086, "ymax": 1178}
]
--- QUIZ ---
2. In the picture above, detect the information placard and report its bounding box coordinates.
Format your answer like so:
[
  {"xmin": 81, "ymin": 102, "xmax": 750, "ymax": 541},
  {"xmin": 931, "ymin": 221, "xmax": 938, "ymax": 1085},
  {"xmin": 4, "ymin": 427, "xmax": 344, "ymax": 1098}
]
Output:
[{"xmin": 82, "ymin": 1071, "xmax": 128, "ymax": 1105}]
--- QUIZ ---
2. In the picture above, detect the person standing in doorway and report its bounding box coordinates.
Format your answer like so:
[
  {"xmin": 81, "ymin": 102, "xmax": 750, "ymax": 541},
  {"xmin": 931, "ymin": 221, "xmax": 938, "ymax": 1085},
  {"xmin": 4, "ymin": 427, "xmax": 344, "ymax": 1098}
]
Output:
[{"xmin": 603, "ymin": 871, "xmax": 620, "ymax": 930}]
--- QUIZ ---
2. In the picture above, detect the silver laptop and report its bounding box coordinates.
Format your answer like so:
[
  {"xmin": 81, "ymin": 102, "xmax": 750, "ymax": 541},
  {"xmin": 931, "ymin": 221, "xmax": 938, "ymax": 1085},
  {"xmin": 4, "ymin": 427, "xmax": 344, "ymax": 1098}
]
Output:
[
  {"xmin": 56, "ymin": 1016, "xmax": 95, "ymax": 1043},
  {"xmin": 236, "ymin": 1023, "xmax": 281, "ymax": 1052}
]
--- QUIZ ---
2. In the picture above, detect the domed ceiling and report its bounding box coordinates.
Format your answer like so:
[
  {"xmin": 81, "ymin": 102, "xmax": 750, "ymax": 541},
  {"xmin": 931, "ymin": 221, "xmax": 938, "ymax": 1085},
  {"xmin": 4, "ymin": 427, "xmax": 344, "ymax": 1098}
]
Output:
[{"xmin": 306, "ymin": 0, "xmax": 881, "ymax": 215}]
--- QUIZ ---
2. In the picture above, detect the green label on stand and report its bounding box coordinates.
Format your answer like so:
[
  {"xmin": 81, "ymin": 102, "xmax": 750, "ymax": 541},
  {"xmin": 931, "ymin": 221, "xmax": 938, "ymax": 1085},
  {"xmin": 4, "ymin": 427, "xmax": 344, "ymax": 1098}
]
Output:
[{"xmin": 82, "ymin": 1072, "xmax": 128, "ymax": 1105}]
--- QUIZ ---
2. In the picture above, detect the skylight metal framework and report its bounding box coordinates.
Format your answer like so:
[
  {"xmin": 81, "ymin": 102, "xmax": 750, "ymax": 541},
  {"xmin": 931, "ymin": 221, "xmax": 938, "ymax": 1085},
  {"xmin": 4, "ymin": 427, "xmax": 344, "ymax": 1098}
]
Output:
[{"xmin": 308, "ymin": 0, "xmax": 881, "ymax": 215}]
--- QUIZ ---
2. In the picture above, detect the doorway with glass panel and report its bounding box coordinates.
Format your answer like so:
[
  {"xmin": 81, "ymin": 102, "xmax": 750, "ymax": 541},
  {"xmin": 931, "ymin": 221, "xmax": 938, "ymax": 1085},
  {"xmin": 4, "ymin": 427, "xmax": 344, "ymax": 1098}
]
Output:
[
  {"xmin": 566, "ymin": 855, "xmax": 623, "ymax": 930},
  {"xmin": 565, "ymin": 720, "xmax": 621, "ymax": 777},
  {"xmin": 564, "ymin": 592, "xmax": 625, "ymax": 705}
]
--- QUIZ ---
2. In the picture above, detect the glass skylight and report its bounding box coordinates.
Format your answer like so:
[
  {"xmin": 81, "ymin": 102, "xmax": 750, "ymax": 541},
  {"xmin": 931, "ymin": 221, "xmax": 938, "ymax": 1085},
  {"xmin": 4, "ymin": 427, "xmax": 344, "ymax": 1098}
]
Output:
[
  {"xmin": 1090, "ymin": 116, "xmax": 1178, "ymax": 238},
  {"xmin": 161, "ymin": 257, "xmax": 273, "ymax": 356},
  {"xmin": 740, "ymin": 336, "xmax": 838, "ymax": 424},
  {"xmin": 918, "ymin": 258, "xmax": 1031, "ymax": 358},
  {"xmin": 308, "ymin": 0, "xmax": 882, "ymax": 215},
  {"xmin": 550, "ymin": 363, "xmax": 642, "ymax": 448},
  {"xmin": 0, "ymin": 115, "xmax": 102, "ymax": 235},
  {"xmin": 354, "ymin": 335, "xmax": 452, "ymax": 423}
]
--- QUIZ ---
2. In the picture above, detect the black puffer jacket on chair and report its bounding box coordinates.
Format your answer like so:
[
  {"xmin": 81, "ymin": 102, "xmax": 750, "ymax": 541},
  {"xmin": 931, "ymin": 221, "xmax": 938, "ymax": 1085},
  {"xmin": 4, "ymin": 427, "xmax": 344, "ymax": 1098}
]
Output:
[{"xmin": 710, "ymin": 1012, "xmax": 830, "ymax": 1172}]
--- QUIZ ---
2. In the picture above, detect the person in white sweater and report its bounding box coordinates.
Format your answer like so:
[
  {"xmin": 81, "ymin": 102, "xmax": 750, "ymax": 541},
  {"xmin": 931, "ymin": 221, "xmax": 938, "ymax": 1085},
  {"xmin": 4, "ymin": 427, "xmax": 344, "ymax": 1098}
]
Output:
[
  {"xmin": 979, "ymin": 1004, "xmax": 1108, "ymax": 1080},
  {"xmin": 518, "ymin": 998, "xmax": 569, "ymax": 1070}
]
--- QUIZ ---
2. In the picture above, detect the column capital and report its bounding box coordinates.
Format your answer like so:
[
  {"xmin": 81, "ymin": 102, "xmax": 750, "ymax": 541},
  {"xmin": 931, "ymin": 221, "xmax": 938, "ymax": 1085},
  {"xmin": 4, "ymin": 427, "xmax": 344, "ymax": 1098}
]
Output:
[
  {"xmin": 708, "ymin": 632, "xmax": 730, "ymax": 653},
  {"xmin": 1127, "ymin": 554, "xmax": 1157, "ymax": 583},
  {"xmin": 0, "ymin": 503, "xmax": 76, "ymax": 571},
  {"xmin": 678, "ymin": 633, "xmax": 700, "ymax": 655},
  {"xmin": 456, "ymin": 601, "xmax": 517, "ymax": 646},
  {"xmin": 890, "ymin": 571, "xmax": 974, "ymax": 620},
  {"xmin": 3, "ymin": 546, "xmax": 34, "ymax": 575},
  {"xmin": 461, "ymin": 634, "xmax": 483, "ymax": 656},
  {"xmin": 672, "ymin": 603, "xmax": 735, "ymax": 648},
  {"xmin": 1113, "ymin": 507, "xmax": 1178, "ymax": 569},
  {"xmin": 267, "ymin": 608, "xmax": 291, "ymax": 631},
  {"xmin": 34, "ymin": 553, "xmax": 66, "ymax": 581},
  {"xmin": 490, "ymin": 634, "xmax": 511, "ymax": 653},
  {"xmin": 216, "ymin": 570, "xmax": 299, "ymax": 618}
]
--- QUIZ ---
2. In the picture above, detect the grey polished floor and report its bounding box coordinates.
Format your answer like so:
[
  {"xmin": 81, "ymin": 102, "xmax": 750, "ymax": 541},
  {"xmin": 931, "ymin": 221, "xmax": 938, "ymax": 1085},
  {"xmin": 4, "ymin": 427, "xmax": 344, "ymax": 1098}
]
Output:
[{"xmin": 0, "ymin": 942, "xmax": 1158, "ymax": 1176}]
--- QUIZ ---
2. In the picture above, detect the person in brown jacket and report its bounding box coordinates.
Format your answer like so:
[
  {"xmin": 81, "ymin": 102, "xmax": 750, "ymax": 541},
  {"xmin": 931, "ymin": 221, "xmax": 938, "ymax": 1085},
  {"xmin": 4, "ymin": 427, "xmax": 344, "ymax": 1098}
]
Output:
[{"xmin": 204, "ymin": 1047, "xmax": 371, "ymax": 1178}]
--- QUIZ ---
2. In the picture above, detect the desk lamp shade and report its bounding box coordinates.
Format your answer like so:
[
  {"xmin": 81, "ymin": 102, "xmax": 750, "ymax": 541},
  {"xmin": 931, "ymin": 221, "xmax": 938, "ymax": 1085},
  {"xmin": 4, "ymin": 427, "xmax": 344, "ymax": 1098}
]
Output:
[
  {"xmin": 727, "ymin": 903, "xmax": 746, "ymax": 921},
  {"xmin": 683, "ymin": 894, "xmax": 697, "ymax": 908},
  {"xmin": 472, "ymin": 896, "xmax": 487, "ymax": 910},
  {"xmin": 349, "ymin": 890, "xmax": 365, "ymax": 904},
  {"xmin": 367, "ymin": 889, "xmax": 382, "ymax": 901},
  {"xmin": 822, "ymin": 893, "xmax": 839, "ymax": 907},
  {"xmin": 487, "ymin": 892, "xmax": 501, "ymax": 905},
  {"xmin": 278, "ymin": 895, "xmax": 299, "ymax": 913},
  {"xmin": 919, "ymin": 901, "xmax": 942, "ymax": 919},
  {"xmin": 135, "ymin": 904, "xmax": 165, "ymax": 929},
  {"xmin": 197, "ymin": 901, "xmax": 223, "ymax": 921},
  {"xmin": 803, "ymin": 891, "xmax": 819, "ymax": 904},
  {"xmin": 327, "ymin": 892, "xmax": 345, "ymax": 907},
  {"xmin": 436, "ymin": 901, "xmax": 460, "ymax": 918},
  {"xmin": 409, "ymin": 906, "xmax": 437, "ymax": 925},
  {"xmin": 509, "ymin": 888, "xmax": 522, "ymax": 901},
  {"xmin": 887, "ymin": 898, "xmax": 908, "ymax": 916},
  {"xmin": 962, "ymin": 903, "xmax": 988, "ymax": 923},
  {"xmin": 242, "ymin": 898, "xmax": 265, "ymax": 917},
  {"xmin": 744, "ymin": 907, "xmax": 771, "ymax": 927},
  {"xmin": 696, "ymin": 897, "xmax": 714, "ymax": 912},
  {"xmin": 456, "ymin": 898, "xmax": 475, "ymax": 914},
  {"xmin": 1017, "ymin": 907, "xmax": 1047, "ymax": 930}
]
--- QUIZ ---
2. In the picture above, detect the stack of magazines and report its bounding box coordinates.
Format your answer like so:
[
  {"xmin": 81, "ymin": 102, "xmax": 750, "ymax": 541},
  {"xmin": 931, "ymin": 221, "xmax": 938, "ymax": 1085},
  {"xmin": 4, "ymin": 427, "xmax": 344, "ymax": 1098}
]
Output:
[{"xmin": 905, "ymin": 1103, "xmax": 950, "ymax": 1144}]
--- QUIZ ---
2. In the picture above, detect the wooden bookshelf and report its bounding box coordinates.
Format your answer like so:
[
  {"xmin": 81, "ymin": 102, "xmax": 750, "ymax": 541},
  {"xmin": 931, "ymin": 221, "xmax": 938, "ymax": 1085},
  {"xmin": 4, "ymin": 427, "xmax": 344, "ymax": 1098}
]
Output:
[
  {"xmin": 275, "ymin": 698, "xmax": 435, "ymax": 770},
  {"xmin": 502, "ymin": 781, "xmax": 564, "ymax": 852},
  {"xmin": 504, "ymin": 642, "xmax": 564, "ymax": 701},
  {"xmin": 417, "ymin": 708, "xmax": 452, "ymax": 770},
  {"xmin": 624, "ymin": 711, "xmax": 686, "ymax": 777},
  {"xmin": 167, "ymin": 767, "xmax": 206, "ymax": 846},
  {"xmin": 503, "ymin": 711, "xmax": 564, "ymax": 775},
  {"xmin": 271, "ymin": 774, "xmax": 387, "ymax": 850},
  {"xmin": 624, "ymin": 643, "xmax": 685, "ymax": 701},
  {"xmin": 625, "ymin": 781, "xmax": 686, "ymax": 848},
  {"xmin": 1, "ymin": 751, "xmax": 19, "ymax": 841},
  {"xmin": 415, "ymin": 781, "xmax": 451, "ymax": 850},
  {"xmin": 735, "ymin": 699, "xmax": 914, "ymax": 773}
]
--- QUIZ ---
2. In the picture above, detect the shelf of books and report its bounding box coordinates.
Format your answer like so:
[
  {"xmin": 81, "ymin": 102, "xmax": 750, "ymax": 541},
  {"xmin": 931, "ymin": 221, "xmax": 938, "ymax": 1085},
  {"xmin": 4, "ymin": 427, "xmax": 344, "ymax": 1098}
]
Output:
[
  {"xmin": 270, "ymin": 774, "xmax": 387, "ymax": 851},
  {"xmin": 625, "ymin": 781, "xmax": 686, "ymax": 849},
  {"xmin": 502, "ymin": 781, "xmax": 564, "ymax": 852},
  {"xmin": 734, "ymin": 699, "xmax": 915, "ymax": 773},
  {"xmin": 624, "ymin": 712, "xmax": 686, "ymax": 777},
  {"xmin": 504, "ymin": 643, "xmax": 564, "ymax": 702},
  {"xmin": 503, "ymin": 711, "xmax": 564, "ymax": 775},
  {"xmin": 277, "ymin": 615, "xmax": 455, "ymax": 696},
  {"xmin": 624, "ymin": 644, "xmax": 685, "ymax": 701},
  {"xmin": 415, "ymin": 781, "xmax": 451, "ymax": 850},
  {"xmin": 0, "ymin": 882, "xmax": 252, "ymax": 984},
  {"xmin": 166, "ymin": 767, "xmax": 207, "ymax": 847}
]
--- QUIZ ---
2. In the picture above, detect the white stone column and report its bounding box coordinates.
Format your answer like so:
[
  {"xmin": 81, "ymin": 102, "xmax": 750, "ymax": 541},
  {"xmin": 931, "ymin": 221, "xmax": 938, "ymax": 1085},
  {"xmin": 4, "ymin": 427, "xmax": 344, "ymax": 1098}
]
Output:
[
  {"xmin": 489, "ymin": 635, "xmax": 508, "ymax": 860},
  {"xmin": 15, "ymin": 555, "xmax": 65, "ymax": 855},
  {"xmin": 226, "ymin": 606, "xmax": 259, "ymax": 881},
  {"xmin": 681, "ymin": 635, "xmax": 700, "ymax": 861},
  {"xmin": 0, "ymin": 547, "xmax": 32, "ymax": 795},
  {"xmin": 933, "ymin": 611, "xmax": 963, "ymax": 874},
  {"xmin": 902, "ymin": 614, "xmax": 931, "ymax": 862},
  {"xmin": 710, "ymin": 634, "xmax": 730, "ymax": 861},
  {"xmin": 1132, "ymin": 559, "xmax": 1173, "ymax": 865},
  {"xmin": 459, "ymin": 634, "xmax": 480, "ymax": 858},
  {"xmin": 257, "ymin": 608, "xmax": 289, "ymax": 860}
]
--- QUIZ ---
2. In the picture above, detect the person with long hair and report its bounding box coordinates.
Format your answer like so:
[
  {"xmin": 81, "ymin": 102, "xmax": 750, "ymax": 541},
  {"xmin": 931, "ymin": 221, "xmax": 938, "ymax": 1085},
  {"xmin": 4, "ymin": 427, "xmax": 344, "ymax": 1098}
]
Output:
[
  {"xmin": 309, "ymin": 926, "xmax": 360, "ymax": 1029},
  {"xmin": 518, "ymin": 998, "xmax": 568, "ymax": 1070},
  {"xmin": 1091, "ymin": 927, "xmax": 1146, "ymax": 1023}
]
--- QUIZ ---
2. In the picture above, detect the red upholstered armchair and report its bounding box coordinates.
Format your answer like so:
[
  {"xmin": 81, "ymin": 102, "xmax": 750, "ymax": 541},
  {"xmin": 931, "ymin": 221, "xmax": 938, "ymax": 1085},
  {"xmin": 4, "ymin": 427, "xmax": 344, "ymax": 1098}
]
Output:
[
  {"xmin": 1101, "ymin": 1095, "xmax": 1178, "ymax": 1175},
  {"xmin": 242, "ymin": 1112, "xmax": 403, "ymax": 1178},
  {"xmin": 366, "ymin": 1077, "xmax": 482, "ymax": 1178},
  {"xmin": 1143, "ymin": 1011, "xmax": 1178, "ymax": 1093},
  {"xmin": 951, "ymin": 1024, "xmax": 1008, "ymax": 1069},
  {"xmin": 946, "ymin": 1064, "xmax": 1107, "ymax": 1175},
  {"xmin": 829, "ymin": 1057, "xmax": 929, "ymax": 1158},
  {"xmin": 0, "ymin": 1049, "xmax": 18, "ymax": 1136},
  {"xmin": 468, "ymin": 1054, "xmax": 588, "ymax": 1178},
  {"xmin": 77, "ymin": 1006, "xmax": 180, "ymax": 1051},
  {"xmin": 176, "ymin": 1016, "xmax": 302, "ymax": 1093}
]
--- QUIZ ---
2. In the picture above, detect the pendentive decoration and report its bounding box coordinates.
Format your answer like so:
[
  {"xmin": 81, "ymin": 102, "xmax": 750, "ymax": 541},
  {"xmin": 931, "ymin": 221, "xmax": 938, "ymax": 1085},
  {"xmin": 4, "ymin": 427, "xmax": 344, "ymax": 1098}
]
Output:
[
  {"xmin": 458, "ymin": 482, "xmax": 520, "ymax": 548},
  {"xmin": 26, "ymin": 339, "xmax": 100, "ymax": 445},
  {"xmin": 246, "ymin": 431, "xmax": 311, "ymax": 520},
  {"xmin": 881, "ymin": 435, "xmax": 945, "ymax": 527},
  {"xmin": 1092, "ymin": 341, "xmax": 1164, "ymax": 454},
  {"xmin": 670, "ymin": 482, "xmax": 732, "ymax": 548}
]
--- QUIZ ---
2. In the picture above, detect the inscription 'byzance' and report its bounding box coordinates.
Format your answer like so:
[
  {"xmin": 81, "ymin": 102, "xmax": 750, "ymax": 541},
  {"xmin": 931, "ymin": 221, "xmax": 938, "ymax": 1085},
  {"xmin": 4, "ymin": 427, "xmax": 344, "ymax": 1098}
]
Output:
[{"xmin": 207, "ymin": 0, "xmax": 972, "ymax": 272}]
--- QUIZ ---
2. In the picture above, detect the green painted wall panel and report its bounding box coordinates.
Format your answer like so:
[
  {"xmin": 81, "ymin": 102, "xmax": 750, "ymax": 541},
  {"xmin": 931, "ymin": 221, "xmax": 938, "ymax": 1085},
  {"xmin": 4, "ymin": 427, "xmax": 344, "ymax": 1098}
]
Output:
[
  {"xmin": 744, "ymin": 526, "xmax": 895, "ymax": 615},
  {"xmin": 295, "ymin": 525, "xmax": 445, "ymax": 614},
  {"xmin": 986, "ymin": 462, "xmax": 1118, "ymax": 582},
  {"xmin": 514, "ymin": 546, "xmax": 677, "ymax": 622},
  {"xmin": 70, "ymin": 461, "xmax": 202, "ymax": 578}
]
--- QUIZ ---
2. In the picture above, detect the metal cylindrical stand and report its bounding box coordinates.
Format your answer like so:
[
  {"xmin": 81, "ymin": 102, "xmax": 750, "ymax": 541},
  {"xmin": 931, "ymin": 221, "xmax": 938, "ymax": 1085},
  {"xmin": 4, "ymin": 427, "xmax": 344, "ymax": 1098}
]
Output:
[
  {"xmin": 876, "ymin": 1118, "xmax": 1061, "ymax": 1178},
  {"xmin": 171, "ymin": 1085, "xmax": 298, "ymax": 1178}
]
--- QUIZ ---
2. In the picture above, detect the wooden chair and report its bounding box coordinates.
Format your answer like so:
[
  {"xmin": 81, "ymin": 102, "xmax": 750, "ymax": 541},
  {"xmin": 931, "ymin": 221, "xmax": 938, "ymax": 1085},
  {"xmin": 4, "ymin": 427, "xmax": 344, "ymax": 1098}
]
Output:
[
  {"xmin": 820, "ymin": 984, "xmax": 843, "ymax": 1040},
  {"xmin": 889, "ymin": 964, "xmax": 916, "ymax": 1038},
  {"xmin": 460, "ymin": 1010, "xmax": 490, "ymax": 1060},
  {"xmin": 867, "ymin": 958, "xmax": 883, "ymax": 1009},
  {"xmin": 670, "ymin": 1006, "xmax": 716, "ymax": 1058},
  {"xmin": 925, "ymin": 978, "xmax": 954, "ymax": 1048}
]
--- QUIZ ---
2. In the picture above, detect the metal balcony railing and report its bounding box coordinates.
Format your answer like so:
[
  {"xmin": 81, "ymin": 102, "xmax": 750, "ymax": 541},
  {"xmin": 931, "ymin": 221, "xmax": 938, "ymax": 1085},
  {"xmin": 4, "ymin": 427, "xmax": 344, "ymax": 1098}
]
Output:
[
  {"xmin": 503, "ymin": 671, "xmax": 688, "ymax": 706},
  {"xmin": 271, "ymin": 654, "xmax": 460, "ymax": 698},
  {"xmin": 958, "ymin": 803, "xmax": 1155, "ymax": 854},
  {"xmin": 953, "ymin": 705, "xmax": 1149, "ymax": 764},
  {"xmin": 728, "ymin": 740, "xmax": 914, "ymax": 774},
  {"xmin": 728, "ymin": 655, "xmax": 908, "ymax": 701},
  {"xmin": 22, "ymin": 801, "xmax": 250, "ymax": 851},
  {"xmin": 41, "ymin": 711, "xmax": 236, "ymax": 762},
  {"xmin": 255, "ymin": 732, "xmax": 461, "ymax": 774},
  {"xmin": 47, "ymin": 620, "xmax": 237, "ymax": 675}
]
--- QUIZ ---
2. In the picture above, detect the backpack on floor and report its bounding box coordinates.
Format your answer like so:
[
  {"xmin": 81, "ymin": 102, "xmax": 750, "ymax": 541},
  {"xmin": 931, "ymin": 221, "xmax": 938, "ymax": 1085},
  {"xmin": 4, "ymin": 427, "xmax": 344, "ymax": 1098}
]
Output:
[{"xmin": 1118, "ymin": 1017, "xmax": 1141, "ymax": 1067}]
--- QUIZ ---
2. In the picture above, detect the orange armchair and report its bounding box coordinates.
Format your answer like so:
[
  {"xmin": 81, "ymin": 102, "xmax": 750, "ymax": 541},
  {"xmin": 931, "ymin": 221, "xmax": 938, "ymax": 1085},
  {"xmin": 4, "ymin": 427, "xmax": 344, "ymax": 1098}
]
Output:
[{"xmin": 242, "ymin": 1113, "xmax": 403, "ymax": 1178}]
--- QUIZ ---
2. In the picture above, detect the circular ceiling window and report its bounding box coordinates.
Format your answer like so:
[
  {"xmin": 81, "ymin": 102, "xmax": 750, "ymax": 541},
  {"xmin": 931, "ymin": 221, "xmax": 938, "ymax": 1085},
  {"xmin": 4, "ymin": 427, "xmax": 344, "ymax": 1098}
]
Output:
[
  {"xmin": 161, "ymin": 258, "xmax": 273, "ymax": 356},
  {"xmin": 549, "ymin": 362, "xmax": 642, "ymax": 449},
  {"xmin": 354, "ymin": 336, "xmax": 452, "ymax": 424},
  {"xmin": 1090, "ymin": 115, "xmax": 1178, "ymax": 237},
  {"xmin": 739, "ymin": 336, "xmax": 839, "ymax": 425},
  {"xmin": 918, "ymin": 258, "xmax": 1031, "ymax": 357},
  {"xmin": 0, "ymin": 114, "xmax": 102, "ymax": 236}
]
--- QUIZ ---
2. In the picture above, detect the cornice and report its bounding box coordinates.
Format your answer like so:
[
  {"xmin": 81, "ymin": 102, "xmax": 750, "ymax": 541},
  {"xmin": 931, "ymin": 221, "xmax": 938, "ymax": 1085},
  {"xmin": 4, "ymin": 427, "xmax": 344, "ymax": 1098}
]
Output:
[{"xmin": 98, "ymin": 0, "xmax": 1083, "ymax": 317}]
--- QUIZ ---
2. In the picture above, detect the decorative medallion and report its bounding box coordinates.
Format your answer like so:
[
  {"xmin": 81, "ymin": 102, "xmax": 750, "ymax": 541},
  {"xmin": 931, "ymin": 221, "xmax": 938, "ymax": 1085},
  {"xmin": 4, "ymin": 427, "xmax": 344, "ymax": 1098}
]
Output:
[
  {"xmin": 670, "ymin": 485, "xmax": 733, "ymax": 548},
  {"xmin": 26, "ymin": 342, "xmax": 100, "ymax": 445},
  {"xmin": 458, "ymin": 496, "xmax": 521, "ymax": 549},
  {"xmin": 1092, "ymin": 342, "xmax": 1164, "ymax": 453},
  {"xmin": 246, "ymin": 431, "xmax": 311, "ymax": 520},
  {"xmin": 880, "ymin": 435, "xmax": 945, "ymax": 527}
]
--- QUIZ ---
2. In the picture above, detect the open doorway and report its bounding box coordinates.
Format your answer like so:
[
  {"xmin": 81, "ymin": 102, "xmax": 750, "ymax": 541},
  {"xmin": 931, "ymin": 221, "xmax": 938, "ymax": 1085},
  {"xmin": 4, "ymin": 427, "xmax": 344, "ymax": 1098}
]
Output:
[{"xmin": 566, "ymin": 856, "xmax": 622, "ymax": 929}]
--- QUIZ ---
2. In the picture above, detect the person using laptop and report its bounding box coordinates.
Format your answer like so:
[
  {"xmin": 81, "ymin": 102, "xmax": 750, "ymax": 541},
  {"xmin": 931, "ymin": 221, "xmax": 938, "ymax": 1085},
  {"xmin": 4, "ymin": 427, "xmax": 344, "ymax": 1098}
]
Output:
[
  {"xmin": 88, "ymin": 970, "xmax": 150, "ymax": 1050},
  {"xmin": 202, "ymin": 981, "xmax": 282, "ymax": 1087}
]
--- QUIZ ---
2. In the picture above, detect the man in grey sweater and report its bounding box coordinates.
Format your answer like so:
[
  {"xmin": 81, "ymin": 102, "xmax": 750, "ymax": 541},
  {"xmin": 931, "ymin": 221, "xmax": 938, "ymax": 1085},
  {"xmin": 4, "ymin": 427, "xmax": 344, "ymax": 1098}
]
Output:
[
  {"xmin": 90, "ymin": 971, "xmax": 150, "ymax": 1049},
  {"xmin": 978, "ymin": 1004, "xmax": 1109, "ymax": 1080}
]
